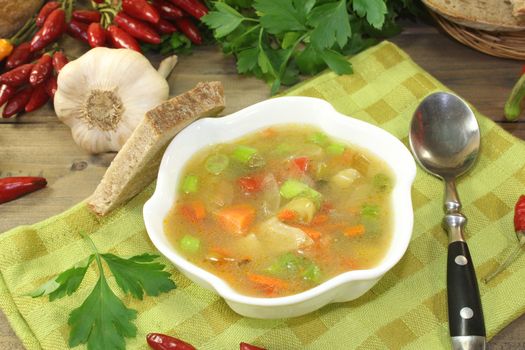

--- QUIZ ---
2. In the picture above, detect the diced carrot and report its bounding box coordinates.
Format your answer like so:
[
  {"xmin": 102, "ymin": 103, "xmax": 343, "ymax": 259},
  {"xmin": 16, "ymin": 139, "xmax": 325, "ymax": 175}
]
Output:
[
  {"xmin": 292, "ymin": 157, "xmax": 309, "ymax": 172},
  {"xmin": 238, "ymin": 175, "xmax": 263, "ymax": 193},
  {"xmin": 210, "ymin": 246, "xmax": 231, "ymax": 257},
  {"xmin": 294, "ymin": 225, "xmax": 322, "ymax": 241},
  {"xmin": 215, "ymin": 204, "xmax": 256, "ymax": 236},
  {"xmin": 311, "ymin": 214, "xmax": 329, "ymax": 226},
  {"xmin": 342, "ymin": 149, "xmax": 354, "ymax": 163},
  {"xmin": 179, "ymin": 201, "xmax": 206, "ymax": 223},
  {"xmin": 247, "ymin": 273, "xmax": 289, "ymax": 290},
  {"xmin": 261, "ymin": 127, "xmax": 278, "ymax": 138},
  {"xmin": 277, "ymin": 209, "xmax": 297, "ymax": 222},
  {"xmin": 343, "ymin": 224, "xmax": 365, "ymax": 237}
]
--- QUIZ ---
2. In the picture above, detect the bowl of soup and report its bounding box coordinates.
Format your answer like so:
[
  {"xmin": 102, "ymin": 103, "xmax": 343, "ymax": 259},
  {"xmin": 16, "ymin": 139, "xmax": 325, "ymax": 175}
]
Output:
[{"xmin": 143, "ymin": 96, "xmax": 416, "ymax": 319}]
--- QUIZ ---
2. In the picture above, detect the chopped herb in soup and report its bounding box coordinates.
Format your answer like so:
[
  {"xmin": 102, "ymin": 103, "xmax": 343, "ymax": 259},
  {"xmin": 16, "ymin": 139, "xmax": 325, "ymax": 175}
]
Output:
[{"xmin": 164, "ymin": 125, "xmax": 394, "ymax": 297}]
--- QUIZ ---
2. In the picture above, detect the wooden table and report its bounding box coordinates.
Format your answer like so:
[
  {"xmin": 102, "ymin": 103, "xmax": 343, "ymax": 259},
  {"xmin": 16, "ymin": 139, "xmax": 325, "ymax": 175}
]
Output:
[{"xmin": 1, "ymin": 22, "xmax": 524, "ymax": 349}]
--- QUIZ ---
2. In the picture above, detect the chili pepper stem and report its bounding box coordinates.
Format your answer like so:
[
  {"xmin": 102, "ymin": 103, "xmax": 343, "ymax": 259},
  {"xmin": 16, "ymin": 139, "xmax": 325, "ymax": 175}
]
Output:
[
  {"xmin": 483, "ymin": 234, "xmax": 525, "ymax": 283},
  {"xmin": 504, "ymin": 73, "xmax": 525, "ymax": 121},
  {"xmin": 10, "ymin": 17, "xmax": 37, "ymax": 46}
]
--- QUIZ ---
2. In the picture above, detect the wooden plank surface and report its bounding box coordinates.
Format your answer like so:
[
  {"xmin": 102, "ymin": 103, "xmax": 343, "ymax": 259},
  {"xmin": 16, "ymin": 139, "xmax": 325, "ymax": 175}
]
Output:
[{"xmin": 1, "ymin": 21, "xmax": 524, "ymax": 348}]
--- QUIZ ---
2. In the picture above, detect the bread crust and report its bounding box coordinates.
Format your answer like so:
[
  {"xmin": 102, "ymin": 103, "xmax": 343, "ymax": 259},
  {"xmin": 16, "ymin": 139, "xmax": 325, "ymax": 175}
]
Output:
[
  {"xmin": 510, "ymin": 0, "xmax": 525, "ymax": 17},
  {"xmin": 87, "ymin": 81, "xmax": 225, "ymax": 216}
]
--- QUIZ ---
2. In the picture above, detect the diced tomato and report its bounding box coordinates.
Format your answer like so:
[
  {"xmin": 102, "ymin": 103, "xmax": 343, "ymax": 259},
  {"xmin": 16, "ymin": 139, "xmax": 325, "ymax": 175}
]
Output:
[
  {"xmin": 292, "ymin": 157, "xmax": 309, "ymax": 172},
  {"xmin": 238, "ymin": 175, "xmax": 263, "ymax": 193}
]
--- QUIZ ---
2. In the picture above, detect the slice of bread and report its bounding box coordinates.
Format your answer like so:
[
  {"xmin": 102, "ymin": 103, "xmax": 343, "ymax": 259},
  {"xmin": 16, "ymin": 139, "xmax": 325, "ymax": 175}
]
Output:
[
  {"xmin": 423, "ymin": 0, "xmax": 525, "ymax": 31},
  {"xmin": 510, "ymin": 0, "xmax": 525, "ymax": 17},
  {"xmin": 88, "ymin": 81, "xmax": 225, "ymax": 216}
]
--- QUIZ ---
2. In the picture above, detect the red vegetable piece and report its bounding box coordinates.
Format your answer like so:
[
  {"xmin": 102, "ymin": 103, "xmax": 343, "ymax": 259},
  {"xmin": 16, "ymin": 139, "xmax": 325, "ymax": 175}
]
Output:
[
  {"xmin": 152, "ymin": 18, "xmax": 178, "ymax": 34},
  {"xmin": 30, "ymin": 8, "xmax": 66, "ymax": 52},
  {"xmin": 52, "ymin": 51, "xmax": 68, "ymax": 74},
  {"xmin": 240, "ymin": 342, "xmax": 267, "ymax": 350},
  {"xmin": 238, "ymin": 175, "xmax": 263, "ymax": 193},
  {"xmin": 146, "ymin": 333, "xmax": 196, "ymax": 350},
  {"xmin": 122, "ymin": 0, "xmax": 160, "ymax": 24},
  {"xmin": 87, "ymin": 23, "xmax": 107, "ymax": 48},
  {"xmin": 152, "ymin": 0, "xmax": 184, "ymax": 20},
  {"xmin": 292, "ymin": 157, "xmax": 309, "ymax": 172},
  {"xmin": 25, "ymin": 83, "xmax": 49, "ymax": 112},
  {"xmin": 66, "ymin": 19, "xmax": 89, "ymax": 44},
  {"xmin": 44, "ymin": 75, "xmax": 58, "ymax": 99},
  {"xmin": 0, "ymin": 177, "xmax": 47, "ymax": 204},
  {"xmin": 72, "ymin": 10, "xmax": 102, "ymax": 24},
  {"xmin": 168, "ymin": 0, "xmax": 208, "ymax": 19},
  {"xmin": 175, "ymin": 18, "xmax": 202, "ymax": 45},
  {"xmin": 5, "ymin": 42, "xmax": 32, "ymax": 70},
  {"xmin": 29, "ymin": 53, "xmax": 53, "ymax": 86},
  {"xmin": 0, "ymin": 84, "xmax": 15, "ymax": 106},
  {"xmin": 36, "ymin": 1, "xmax": 61, "ymax": 27},
  {"xmin": 2, "ymin": 86, "xmax": 33, "ymax": 118},
  {"xmin": 0, "ymin": 63, "xmax": 34, "ymax": 86},
  {"xmin": 514, "ymin": 195, "xmax": 525, "ymax": 232},
  {"xmin": 114, "ymin": 12, "xmax": 162, "ymax": 45},
  {"xmin": 107, "ymin": 25, "xmax": 142, "ymax": 52}
]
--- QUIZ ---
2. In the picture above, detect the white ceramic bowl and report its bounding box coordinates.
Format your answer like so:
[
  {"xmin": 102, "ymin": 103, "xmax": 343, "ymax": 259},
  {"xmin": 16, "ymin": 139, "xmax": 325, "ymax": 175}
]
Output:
[{"xmin": 144, "ymin": 96, "xmax": 416, "ymax": 319}]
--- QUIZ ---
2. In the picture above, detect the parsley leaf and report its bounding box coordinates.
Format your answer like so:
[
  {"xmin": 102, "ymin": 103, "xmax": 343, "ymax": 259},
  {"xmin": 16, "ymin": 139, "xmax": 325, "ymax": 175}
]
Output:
[
  {"xmin": 254, "ymin": 0, "xmax": 314, "ymax": 34},
  {"xmin": 236, "ymin": 47, "xmax": 259, "ymax": 73},
  {"xmin": 308, "ymin": 0, "xmax": 351, "ymax": 49},
  {"xmin": 101, "ymin": 253, "xmax": 176, "ymax": 300},
  {"xmin": 29, "ymin": 255, "xmax": 94, "ymax": 301},
  {"xmin": 319, "ymin": 48, "xmax": 353, "ymax": 74},
  {"xmin": 68, "ymin": 269, "xmax": 137, "ymax": 350},
  {"xmin": 202, "ymin": 2, "xmax": 245, "ymax": 38},
  {"xmin": 352, "ymin": 0, "xmax": 388, "ymax": 29}
]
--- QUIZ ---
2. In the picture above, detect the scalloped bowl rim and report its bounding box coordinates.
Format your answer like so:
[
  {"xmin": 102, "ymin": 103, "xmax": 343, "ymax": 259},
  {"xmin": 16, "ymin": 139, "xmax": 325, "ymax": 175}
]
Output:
[{"xmin": 144, "ymin": 96, "xmax": 416, "ymax": 309}]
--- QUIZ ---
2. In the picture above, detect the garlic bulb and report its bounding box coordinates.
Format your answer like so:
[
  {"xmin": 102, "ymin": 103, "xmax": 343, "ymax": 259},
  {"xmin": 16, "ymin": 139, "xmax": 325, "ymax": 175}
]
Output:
[{"xmin": 54, "ymin": 48, "xmax": 176, "ymax": 154}]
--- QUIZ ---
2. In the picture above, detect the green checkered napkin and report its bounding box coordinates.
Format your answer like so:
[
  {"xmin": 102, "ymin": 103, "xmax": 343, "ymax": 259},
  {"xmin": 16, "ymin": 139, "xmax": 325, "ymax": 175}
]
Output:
[{"xmin": 1, "ymin": 41, "xmax": 524, "ymax": 350}]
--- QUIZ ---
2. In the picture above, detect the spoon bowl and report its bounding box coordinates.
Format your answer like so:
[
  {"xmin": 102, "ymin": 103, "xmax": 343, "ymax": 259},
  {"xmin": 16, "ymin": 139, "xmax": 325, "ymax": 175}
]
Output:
[
  {"xmin": 409, "ymin": 92, "xmax": 480, "ymax": 180},
  {"xmin": 409, "ymin": 92, "xmax": 486, "ymax": 350}
]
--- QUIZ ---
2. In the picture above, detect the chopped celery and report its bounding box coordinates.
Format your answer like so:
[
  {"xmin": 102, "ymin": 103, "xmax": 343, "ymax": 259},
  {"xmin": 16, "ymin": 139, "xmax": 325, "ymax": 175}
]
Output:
[
  {"xmin": 267, "ymin": 253, "xmax": 303, "ymax": 275},
  {"xmin": 326, "ymin": 143, "xmax": 345, "ymax": 155},
  {"xmin": 283, "ymin": 197, "xmax": 317, "ymax": 224},
  {"xmin": 279, "ymin": 180, "xmax": 322, "ymax": 204},
  {"xmin": 302, "ymin": 263, "xmax": 321, "ymax": 283},
  {"xmin": 205, "ymin": 154, "xmax": 229, "ymax": 175},
  {"xmin": 179, "ymin": 235, "xmax": 200, "ymax": 253},
  {"xmin": 181, "ymin": 175, "xmax": 198, "ymax": 194},
  {"xmin": 232, "ymin": 145, "xmax": 258, "ymax": 164},
  {"xmin": 361, "ymin": 204, "xmax": 380, "ymax": 218},
  {"xmin": 373, "ymin": 173, "xmax": 392, "ymax": 193},
  {"xmin": 308, "ymin": 132, "xmax": 328, "ymax": 146}
]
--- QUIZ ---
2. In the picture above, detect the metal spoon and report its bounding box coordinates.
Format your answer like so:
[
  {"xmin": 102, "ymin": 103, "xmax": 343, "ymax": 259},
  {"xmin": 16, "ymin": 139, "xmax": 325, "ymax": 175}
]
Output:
[{"xmin": 409, "ymin": 92, "xmax": 486, "ymax": 350}]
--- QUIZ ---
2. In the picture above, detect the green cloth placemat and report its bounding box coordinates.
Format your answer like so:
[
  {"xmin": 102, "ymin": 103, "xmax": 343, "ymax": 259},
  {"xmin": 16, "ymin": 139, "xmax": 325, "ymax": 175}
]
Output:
[{"xmin": 1, "ymin": 41, "xmax": 525, "ymax": 350}]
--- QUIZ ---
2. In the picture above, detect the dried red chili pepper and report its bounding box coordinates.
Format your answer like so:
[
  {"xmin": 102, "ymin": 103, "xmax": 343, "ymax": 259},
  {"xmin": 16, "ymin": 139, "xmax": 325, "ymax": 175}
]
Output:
[
  {"xmin": 2, "ymin": 86, "xmax": 33, "ymax": 118},
  {"xmin": 240, "ymin": 343, "xmax": 267, "ymax": 350},
  {"xmin": 152, "ymin": 19, "xmax": 178, "ymax": 35},
  {"xmin": 0, "ymin": 84, "xmax": 15, "ymax": 106},
  {"xmin": 146, "ymin": 333, "xmax": 196, "ymax": 350},
  {"xmin": 44, "ymin": 75, "xmax": 57, "ymax": 99},
  {"xmin": 152, "ymin": 0, "xmax": 184, "ymax": 20},
  {"xmin": 66, "ymin": 20, "xmax": 89, "ymax": 44},
  {"xmin": 514, "ymin": 195, "xmax": 525, "ymax": 232},
  {"xmin": 122, "ymin": 0, "xmax": 160, "ymax": 24},
  {"xmin": 36, "ymin": 1, "xmax": 61, "ymax": 27},
  {"xmin": 5, "ymin": 42, "xmax": 32, "ymax": 70},
  {"xmin": 168, "ymin": 0, "xmax": 208, "ymax": 19},
  {"xmin": 114, "ymin": 13, "xmax": 161, "ymax": 45},
  {"xmin": 30, "ymin": 8, "xmax": 66, "ymax": 52},
  {"xmin": 29, "ymin": 53, "xmax": 53, "ymax": 86},
  {"xmin": 0, "ymin": 177, "xmax": 47, "ymax": 204},
  {"xmin": 87, "ymin": 23, "xmax": 106, "ymax": 48},
  {"xmin": 72, "ymin": 10, "xmax": 102, "ymax": 24},
  {"xmin": 0, "ymin": 63, "xmax": 34, "ymax": 86},
  {"xmin": 107, "ymin": 25, "xmax": 141, "ymax": 52},
  {"xmin": 52, "ymin": 51, "xmax": 68, "ymax": 74},
  {"xmin": 175, "ymin": 18, "xmax": 202, "ymax": 45},
  {"xmin": 25, "ymin": 83, "xmax": 49, "ymax": 112}
]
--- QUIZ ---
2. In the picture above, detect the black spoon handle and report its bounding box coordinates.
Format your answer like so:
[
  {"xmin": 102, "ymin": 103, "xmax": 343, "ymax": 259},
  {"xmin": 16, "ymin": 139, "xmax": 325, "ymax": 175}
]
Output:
[{"xmin": 447, "ymin": 241, "xmax": 486, "ymax": 349}]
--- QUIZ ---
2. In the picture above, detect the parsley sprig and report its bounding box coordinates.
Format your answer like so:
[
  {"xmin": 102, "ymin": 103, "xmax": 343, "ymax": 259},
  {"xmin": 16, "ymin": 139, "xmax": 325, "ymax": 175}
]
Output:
[
  {"xmin": 29, "ymin": 235, "xmax": 176, "ymax": 349},
  {"xmin": 202, "ymin": 0, "xmax": 419, "ymax": 94}
]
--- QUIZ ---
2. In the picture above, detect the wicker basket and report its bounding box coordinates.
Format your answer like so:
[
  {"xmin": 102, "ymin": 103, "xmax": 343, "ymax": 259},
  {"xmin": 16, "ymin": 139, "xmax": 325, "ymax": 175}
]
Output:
[{"xmin": 430, "ymin": 10, "xmax": 525, "ymax": 61}]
